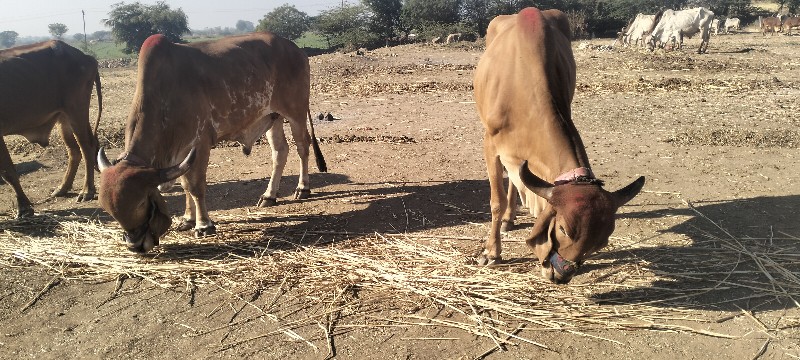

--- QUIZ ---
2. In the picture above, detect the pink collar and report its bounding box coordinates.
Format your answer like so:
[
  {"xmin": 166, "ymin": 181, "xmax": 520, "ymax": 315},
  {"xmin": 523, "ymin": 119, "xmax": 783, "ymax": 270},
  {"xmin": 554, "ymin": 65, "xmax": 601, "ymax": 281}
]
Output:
[{"xmin": 554, "ymin": 167, "xmax": 594, "ymax": 185}]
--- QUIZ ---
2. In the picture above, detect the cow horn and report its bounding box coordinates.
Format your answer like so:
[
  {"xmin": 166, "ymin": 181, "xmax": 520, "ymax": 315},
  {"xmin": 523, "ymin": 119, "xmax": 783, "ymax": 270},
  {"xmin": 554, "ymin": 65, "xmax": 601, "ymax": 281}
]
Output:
[
  {"xmin": 612, "ymin": 176, "xmax": 646, "ymax": 207},
  {"xmin": 97, "ymin": 147, "xmax": 112, "ymax": 173},
  {"xmin": 159, "ymin": 148, "xmax": 197, "ymax": 182},
  {"xmin": 518, "ymin": 160, "xmax": 554, "ymax": 201}
]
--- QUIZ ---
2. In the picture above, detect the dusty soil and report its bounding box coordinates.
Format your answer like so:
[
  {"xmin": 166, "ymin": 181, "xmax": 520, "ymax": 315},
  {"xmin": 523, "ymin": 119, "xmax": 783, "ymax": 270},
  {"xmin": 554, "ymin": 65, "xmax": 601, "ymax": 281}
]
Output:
[{"xmin": 1, "ymin": 32, "xmax": 799, "ymax": 359}]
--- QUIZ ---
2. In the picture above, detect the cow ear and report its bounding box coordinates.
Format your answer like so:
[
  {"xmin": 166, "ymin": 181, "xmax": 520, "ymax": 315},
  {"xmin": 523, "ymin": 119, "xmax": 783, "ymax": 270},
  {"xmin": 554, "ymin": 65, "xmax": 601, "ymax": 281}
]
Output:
[
  {"xmin": 518, "ymin": 160, "xmax": 554, "ymax": 201},
  {"xmin": 613, "ymin": 176, "xmax": 645, "ymax": 207},
  {"xmin": 159, "ymin": 148, "xmax": 196, "ymax": 182},
  {"xmin": 526, "ymin": 205, "xmax": 556, "ymax": 266},
  {"xmin": 98, "ymin": 147, "xmax": 112, "ymax": 173}
]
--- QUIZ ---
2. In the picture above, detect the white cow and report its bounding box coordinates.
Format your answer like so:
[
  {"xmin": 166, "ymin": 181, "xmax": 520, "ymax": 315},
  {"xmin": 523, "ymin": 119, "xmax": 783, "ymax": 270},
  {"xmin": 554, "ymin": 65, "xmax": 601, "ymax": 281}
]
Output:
[
  {"xmin": 724, "ymin": 17, "xmax": 741, "ymax": 33},
  {"xmin": 623, "ymin": 13, "xmax": 656, "ymax": 47},
  {"xmin": 711, "ymin": 19, "xmax": 720, "ymax": 35},
  {"xmin": 647, "ymin": 7, "xmax": 715, "ymax": 54}
]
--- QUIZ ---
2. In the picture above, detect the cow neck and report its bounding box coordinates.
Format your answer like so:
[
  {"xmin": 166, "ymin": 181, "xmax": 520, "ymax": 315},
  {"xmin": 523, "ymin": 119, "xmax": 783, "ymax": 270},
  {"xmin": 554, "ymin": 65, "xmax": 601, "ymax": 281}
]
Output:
[
  {"xmin": 554, "ymin": 167, "xmax": 594, "ymax": 185},
  {"xmin": 116, "ymin": 151, "xmax": 149, "ymax": 167}
]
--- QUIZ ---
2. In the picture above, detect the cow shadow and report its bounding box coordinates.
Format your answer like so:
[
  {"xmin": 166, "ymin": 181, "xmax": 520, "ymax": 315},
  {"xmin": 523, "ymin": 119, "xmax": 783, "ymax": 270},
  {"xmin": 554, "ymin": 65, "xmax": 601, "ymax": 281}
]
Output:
[
  {"xmin": 155, "ymin": 173, "xmax": 492, "ymax": 260},
  {"xmin": 588, "ymin": 194, "xmax": 800, "ymax": 312},
  {"xmin": 0, "ymin": 161, "xmax": 44, "ymax": 185}
]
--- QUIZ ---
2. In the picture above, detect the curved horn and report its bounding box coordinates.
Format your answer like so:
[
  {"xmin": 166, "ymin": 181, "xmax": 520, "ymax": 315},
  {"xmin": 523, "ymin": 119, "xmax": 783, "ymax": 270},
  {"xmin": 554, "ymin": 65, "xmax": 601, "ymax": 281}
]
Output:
[
  {"xmin": 159, "ymin": 148, "xmax": 197, "ymax": 182},
  {"xmin": 97, "ymin": 147, "xmax": 112, "ymax": 173},
  {"xmin": 613, "ymin": 176, "xmax": 646, "ymax": 207},
  {"xmin": 518, "ymin": 160, "xmax": 554, "ymax": 201}
]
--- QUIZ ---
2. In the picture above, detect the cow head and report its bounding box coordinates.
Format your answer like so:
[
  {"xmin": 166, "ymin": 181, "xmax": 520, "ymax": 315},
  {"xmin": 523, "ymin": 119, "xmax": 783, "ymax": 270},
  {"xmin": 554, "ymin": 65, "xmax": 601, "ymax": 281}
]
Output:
[
  {"xmin": 97, "ymin": 148, "xmax": 196, "ymax": 253},
  {"xmin": 519, "ymin": 161, "xmax": 645, "ymax": 284}
]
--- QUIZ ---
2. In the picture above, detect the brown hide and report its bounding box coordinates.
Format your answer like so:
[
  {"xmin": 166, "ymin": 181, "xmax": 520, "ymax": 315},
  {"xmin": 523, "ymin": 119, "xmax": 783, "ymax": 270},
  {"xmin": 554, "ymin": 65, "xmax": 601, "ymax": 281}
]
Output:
[
  {"xmin": 762, "ymin": 17, "xmax": 782, "ymax": 35},
  {"xmin": 0, "ymin": 40, "xmax": 102, "ymax": 217},
  {"xmin": 99, "ymin": 32, "xmax": 325, "ymax": 253},
  {"xmin": 473, "ymin": 8, "xmax": 644, "ymax": 283}
]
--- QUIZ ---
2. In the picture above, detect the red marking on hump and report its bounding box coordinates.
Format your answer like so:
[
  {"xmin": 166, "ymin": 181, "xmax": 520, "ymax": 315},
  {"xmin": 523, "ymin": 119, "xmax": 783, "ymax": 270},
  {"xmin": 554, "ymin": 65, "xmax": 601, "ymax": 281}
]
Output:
[
  {"xmin": 141, "ymin": 34, "xmax": 167, "ymax": 51},
  {"xmin": 518, "ymin": 7, "xmax": 542, "ymax": 29}
]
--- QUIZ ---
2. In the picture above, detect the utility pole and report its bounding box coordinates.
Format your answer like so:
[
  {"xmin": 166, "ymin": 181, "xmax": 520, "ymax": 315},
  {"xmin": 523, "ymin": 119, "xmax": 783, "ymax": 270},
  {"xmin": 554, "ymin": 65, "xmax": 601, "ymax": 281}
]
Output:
[{"xmin": 82, "ymin": 10, "xmax": 87, "ymax": 49}]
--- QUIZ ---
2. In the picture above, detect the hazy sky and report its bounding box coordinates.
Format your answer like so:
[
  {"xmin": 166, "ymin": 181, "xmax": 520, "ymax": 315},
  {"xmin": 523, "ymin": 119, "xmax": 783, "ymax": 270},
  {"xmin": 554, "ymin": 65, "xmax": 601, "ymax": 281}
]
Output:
[{"xmin": 1, "ymin": 0, "xmax": 346, "ymax": 37}]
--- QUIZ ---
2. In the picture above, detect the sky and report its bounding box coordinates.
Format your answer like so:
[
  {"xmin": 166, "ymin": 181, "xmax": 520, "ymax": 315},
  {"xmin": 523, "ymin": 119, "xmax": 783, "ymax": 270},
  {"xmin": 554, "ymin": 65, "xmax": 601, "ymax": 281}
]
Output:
[{"xmin": 1, "ymin": 0, "xmax": 346, "ymax": 37}]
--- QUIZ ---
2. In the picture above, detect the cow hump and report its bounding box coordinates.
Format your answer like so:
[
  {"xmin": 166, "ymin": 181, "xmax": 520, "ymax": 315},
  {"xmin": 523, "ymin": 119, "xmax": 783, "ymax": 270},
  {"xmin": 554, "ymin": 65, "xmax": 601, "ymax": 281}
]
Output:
[
  {"xmin": 141, "ymin": 34, "xmax": 168, "ymax": 52},
  {"xmin": 518, "ymin": 7, "xmax": 542, "ymax": 30}
]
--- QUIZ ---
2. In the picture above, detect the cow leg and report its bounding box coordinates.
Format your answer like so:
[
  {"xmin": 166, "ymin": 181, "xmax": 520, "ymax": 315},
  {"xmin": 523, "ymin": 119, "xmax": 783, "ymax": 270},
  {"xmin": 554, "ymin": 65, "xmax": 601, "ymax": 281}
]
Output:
[
  {"xmin": 478, "ymin": 140, "xmax": 505, "ymax": 265},
  {"xmin": 0, "ymin": 137, "xmax": 34, "ymax": 218},
  {"xmin": 176, "ymin": 186, "xmax": 196, "ymax": 231},
  {"xmin": 57, "ymin": 109, "xmax": 97, "ymax": 202},
  {"xmin": 51, "ymin": 123, "xmax": 81, "ymax": 198},
  {"xmin": 180, "ymin": 147, "xmax": 215, "ymax": 237},
  {"xmin": 257, "ymin": 118, "xmax": 288, "ymax": 207},
  {"xmin": 501, "ymin": 179, "xmax": 518, "ymax": 232},
  {"xmin": 285, "ymin": 114, "xmax": 312, "ymax": 200}
]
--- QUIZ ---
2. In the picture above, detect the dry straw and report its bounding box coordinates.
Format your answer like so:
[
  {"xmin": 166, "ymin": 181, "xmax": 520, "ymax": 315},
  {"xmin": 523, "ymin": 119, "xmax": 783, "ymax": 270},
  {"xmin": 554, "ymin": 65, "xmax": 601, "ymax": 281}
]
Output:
[{"xmin": 1, "ymin": 203, "xmax": 798, "ymax": 351}]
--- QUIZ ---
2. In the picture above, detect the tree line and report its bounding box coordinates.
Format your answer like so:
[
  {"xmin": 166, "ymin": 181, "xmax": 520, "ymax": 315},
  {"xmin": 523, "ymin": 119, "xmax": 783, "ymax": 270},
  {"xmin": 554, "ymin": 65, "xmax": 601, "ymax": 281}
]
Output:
[{"xmin": 2, "ymin": 0, "xmax": 799, "ymax": 52}]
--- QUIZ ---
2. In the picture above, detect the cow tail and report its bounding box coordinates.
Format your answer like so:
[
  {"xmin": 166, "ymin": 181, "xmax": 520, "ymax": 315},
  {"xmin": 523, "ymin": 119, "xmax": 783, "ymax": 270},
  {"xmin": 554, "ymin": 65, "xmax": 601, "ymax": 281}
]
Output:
[
  {"xmin": 93, "ymin": 70, "xmax": 103, "ymax": 147},
  {"xmin": 307, "ymin": 110, "xmax": 327, "ymax": 172}
]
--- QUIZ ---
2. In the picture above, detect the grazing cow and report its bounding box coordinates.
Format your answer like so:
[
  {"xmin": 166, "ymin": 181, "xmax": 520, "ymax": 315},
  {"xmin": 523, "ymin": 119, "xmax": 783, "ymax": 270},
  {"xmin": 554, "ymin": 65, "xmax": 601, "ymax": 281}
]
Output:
[
  {"xmin": 97, "ymin": 32, "xmax": 326, "ymax": 253},
  {"xmin": 647, "ymin": 7, "xmax": 714, "ymax": 53},
  {"xmin": 724, "ymin": 17, "xmax": 741, "ymax": 33},
  {"xmin": 0, "ymin": 40, "xmax": 102, "ymax": 217},
  {"xmin": 711, "ymin": 19, "xmax": 720, "ymax": 35},
  {"xmin": 783, "ymin": 16, "xmax": 800, "ymax": 35},
  {"xmin": 762, "ymin": 16, "xmax": 781, "ymax": 36},
  {"xmin": 445, "ymin": 33, "xmax": 462, "ymax": 44},
  {"xmin": 473, "ymin": 8, "xmax": 645, "ymax": 284},
  {"xmin": 623, "ymin": 13, "xmax": 656, "ymax": 47}
]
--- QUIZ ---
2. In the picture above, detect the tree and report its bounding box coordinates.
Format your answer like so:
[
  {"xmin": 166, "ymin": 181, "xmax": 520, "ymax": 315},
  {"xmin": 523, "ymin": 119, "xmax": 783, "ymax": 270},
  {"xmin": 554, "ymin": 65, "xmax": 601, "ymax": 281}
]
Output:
[
  {"xmin": 0, "ymin": 31, "xmax": 18, "ymax": 48},
  {"xmin": 104, "ymin": 1, "xmax": 189, "ymax": 54},
  {"xmin": 236, "ymin": 20, "xmax": 255, "ymax": 33},
  {"xmin": 317, "ymin": 4, "xmax": 377, "ymax": 50},
  {"xmin": 403, "ymin": 0, "xmax": 462, "ymax": 30},
  {"xmin": 256, "ymin": 4, "xmax": 309, "ymax": 40},
  {"xmin": 73, "ymin": 33, "xmax": 85, "ymax": 42},
  {"xmin": 48, "ymin": 23, "xmax": 68, "ymax": 39},
  {"xmin": 362, "ymin": 0, "xmax": 403, "ymax": 40}
]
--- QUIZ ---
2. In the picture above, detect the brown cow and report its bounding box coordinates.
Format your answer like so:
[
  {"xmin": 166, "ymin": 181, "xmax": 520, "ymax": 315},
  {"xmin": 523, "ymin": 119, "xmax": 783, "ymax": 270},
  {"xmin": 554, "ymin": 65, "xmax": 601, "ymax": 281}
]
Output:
[
  {"xmin": 783, "ymin": 16, "xmax": 800, "ymax": 35},
  {"xmin": 762, "ymin": 16, "xmax": 782, "ymax": 36},
  {"xmin": 0, "ymin": 40, "xmax": 102, "ymax": 217},
  {"xmin": 473, "ymin": 8, "xmax": 645, "ymax": 284},
  {"xmin": 97, "ymin": 32, "xmax": 326, "ymax": 253}
]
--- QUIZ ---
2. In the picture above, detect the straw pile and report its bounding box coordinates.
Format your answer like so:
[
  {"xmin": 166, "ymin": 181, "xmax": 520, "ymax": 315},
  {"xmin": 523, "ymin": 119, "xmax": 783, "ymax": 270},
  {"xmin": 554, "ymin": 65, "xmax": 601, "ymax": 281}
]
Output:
[{"xmin": 1, "ymin": 202, "xmax": 799, "ymax": 350}]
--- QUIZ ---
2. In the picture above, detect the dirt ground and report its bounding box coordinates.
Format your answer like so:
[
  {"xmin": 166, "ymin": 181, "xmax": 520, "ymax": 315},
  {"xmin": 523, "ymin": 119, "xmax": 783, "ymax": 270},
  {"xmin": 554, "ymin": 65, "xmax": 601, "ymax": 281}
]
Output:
[{"xmin": 1, "ymin": 31, "xmax": 799, "ymax": 359}]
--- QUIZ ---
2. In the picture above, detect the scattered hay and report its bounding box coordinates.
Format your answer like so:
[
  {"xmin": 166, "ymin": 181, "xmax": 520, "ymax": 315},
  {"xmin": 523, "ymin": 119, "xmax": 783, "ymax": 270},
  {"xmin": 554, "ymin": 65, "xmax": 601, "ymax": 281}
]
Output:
[{"xmin": 1, "ymin": 203, "xmax": 798, "ymax": 349}]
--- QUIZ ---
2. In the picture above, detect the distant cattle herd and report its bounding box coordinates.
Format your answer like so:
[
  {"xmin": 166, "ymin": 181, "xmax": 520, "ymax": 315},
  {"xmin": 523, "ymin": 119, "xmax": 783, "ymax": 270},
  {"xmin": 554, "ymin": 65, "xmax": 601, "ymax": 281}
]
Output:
[{"xmin": 619, "ymin": 7, "xmax": 800, "ymax": 53}]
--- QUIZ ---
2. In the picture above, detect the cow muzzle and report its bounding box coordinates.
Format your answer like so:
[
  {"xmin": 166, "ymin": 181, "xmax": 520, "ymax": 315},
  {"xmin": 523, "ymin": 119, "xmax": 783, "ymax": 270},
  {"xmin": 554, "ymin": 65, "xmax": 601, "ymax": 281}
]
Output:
[
  {"xmin": 123, "ymin": 200, "xmax": 160, "ymax": 253},
  {"xmin": 542, "ymin": 252, "xmax": 582, "ymax": 284}
]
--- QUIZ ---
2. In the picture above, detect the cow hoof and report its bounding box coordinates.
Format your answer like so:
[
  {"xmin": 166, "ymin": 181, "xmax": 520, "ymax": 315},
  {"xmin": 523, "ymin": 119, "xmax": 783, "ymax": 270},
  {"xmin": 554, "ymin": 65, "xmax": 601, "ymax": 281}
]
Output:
[
  {"xmin": 176, "ymin": 219, "xmax": 195, "ymax": 232},
  {"xmin": 51, "ymin": 188, "xmax": 69, "ymax": 197},
  {"xmin": 475, "ymin": 254, "xmax": 502, "ymax": 266},
  {"xmin": 294, "ymin": 188, "xmax": 311, "ymax": 200},
  {"xmin": 500, "ymin": 220, "xmax": 514, "ymax": 232},
  {"xmin": 194, "ymin": 225, "xmax": 216, "ymax": 238},
  {"xmin": 257, "ymin": 196, "xmax": 277, "ymax": 207},
  {"xmin": 16, "ymin": 207, "xmax": 35, "ymax": 219},
  {"xmin": 76, "ymin": 191, "xmax": 96, "ymax": 202}
]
